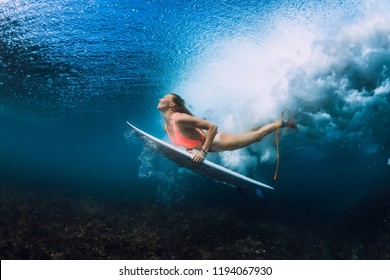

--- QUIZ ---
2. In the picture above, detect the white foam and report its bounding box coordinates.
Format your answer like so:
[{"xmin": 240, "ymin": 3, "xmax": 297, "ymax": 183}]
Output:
[{"xmin": 174, "ymin": 2, "xmax": 390, "ymax": 171}]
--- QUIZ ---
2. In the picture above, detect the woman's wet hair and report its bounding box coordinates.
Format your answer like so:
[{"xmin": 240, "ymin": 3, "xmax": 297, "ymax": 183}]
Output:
[{"xmin": 169, "ymin": 93, "xmax": 193, "ymax": 116}]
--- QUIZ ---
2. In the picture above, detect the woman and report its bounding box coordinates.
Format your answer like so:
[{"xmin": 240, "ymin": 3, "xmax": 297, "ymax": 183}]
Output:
[{"xmin": 157, "ymin": 93, "xmax": 297, "ymax": 163}]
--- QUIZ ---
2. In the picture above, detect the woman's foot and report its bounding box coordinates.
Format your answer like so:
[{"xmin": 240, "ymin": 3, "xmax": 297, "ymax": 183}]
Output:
[
  {"xmin": 281, "ymin": 119, "xmax": 298, "ymax": 129},
  {"xmin": 279, "ymin": 110, "xmax": 298, "ymax": 129}
]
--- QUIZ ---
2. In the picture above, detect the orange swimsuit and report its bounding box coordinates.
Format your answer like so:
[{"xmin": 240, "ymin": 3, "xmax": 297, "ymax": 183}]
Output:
[{"xmin": 166, "ymin": 113, "xmax": 205, "ymax": 149}]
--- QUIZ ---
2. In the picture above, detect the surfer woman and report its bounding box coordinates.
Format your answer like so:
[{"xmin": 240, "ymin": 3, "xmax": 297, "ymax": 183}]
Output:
[{"xmin": 157, "ymin": 93, "xmax": 297, "ymax": 163}]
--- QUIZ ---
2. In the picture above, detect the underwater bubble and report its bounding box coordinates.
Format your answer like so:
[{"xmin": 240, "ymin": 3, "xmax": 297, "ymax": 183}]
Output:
[
  {"xmin": 136, "ymin": 145, "xmax": 195, "ymax": 206},
  {"xmin": 138, "ymin": 146, "xmax": 161, "ymax": 178},
  {"xmin": 123, "ymin": 129, "xmax": 139, "ymax": 144}
]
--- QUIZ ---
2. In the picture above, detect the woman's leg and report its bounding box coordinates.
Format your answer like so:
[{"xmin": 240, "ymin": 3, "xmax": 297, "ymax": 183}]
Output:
[{"xmin": 210, "ymin": 121, "xmax": 294, "ymax": 152}]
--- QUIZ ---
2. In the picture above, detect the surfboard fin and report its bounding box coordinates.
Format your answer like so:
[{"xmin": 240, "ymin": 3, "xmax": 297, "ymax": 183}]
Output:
[{"xmin": 255, "ymin": 188, "xmax": 264, "ymax": 198}]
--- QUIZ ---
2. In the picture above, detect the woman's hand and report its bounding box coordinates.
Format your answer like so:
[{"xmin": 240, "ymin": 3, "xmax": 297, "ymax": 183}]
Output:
[{"xmin": 192, "ymin": 150, "xmax": 206, "ymax": 163}]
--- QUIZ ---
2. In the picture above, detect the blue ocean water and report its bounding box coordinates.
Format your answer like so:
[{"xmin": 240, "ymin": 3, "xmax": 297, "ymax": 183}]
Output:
[{"xmin": 1, "ymin": 0, "xmax": 389, "ymax": 259}]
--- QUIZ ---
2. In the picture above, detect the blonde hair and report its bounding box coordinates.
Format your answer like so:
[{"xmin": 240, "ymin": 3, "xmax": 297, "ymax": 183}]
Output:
[{"xmin": 169, "ymin": 93, "xmax": 193, "ymax": 116}]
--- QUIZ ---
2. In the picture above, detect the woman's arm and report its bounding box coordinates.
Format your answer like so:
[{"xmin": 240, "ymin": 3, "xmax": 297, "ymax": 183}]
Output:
[{"xmin": 175, "ymin": 114, "xmax": 218, "ymax": 162}]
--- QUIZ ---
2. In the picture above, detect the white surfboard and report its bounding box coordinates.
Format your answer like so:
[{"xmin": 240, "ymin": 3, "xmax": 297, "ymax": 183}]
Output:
[{"xmin": 127, "ymin": 122, "xmax": 274, "ymax": 190}]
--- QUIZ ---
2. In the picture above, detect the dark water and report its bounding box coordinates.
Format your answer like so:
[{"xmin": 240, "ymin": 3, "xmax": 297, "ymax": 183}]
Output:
[{"xmin": 1, "ymin": 0, "xmax": 389, "ymax": 259}]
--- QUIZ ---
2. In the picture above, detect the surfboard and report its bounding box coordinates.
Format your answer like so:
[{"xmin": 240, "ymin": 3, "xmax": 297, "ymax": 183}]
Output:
[{"xmin": 127, "ymin": 122, "xmax": 274, "ymax": 190}]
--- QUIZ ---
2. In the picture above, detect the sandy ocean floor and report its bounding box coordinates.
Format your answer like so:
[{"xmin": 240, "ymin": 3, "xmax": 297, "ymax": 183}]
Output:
[{"xmin": 1, "ymin": 178, "xmax": 389, "ymax": 260}]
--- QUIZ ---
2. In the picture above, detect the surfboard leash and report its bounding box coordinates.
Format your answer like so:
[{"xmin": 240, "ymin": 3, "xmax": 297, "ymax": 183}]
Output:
[
  {"xmin": 273, "ymin": 124, "xmax": 280, "ymax": 182},
  {"xmin": 273, "ymin": 109, "xmax": 294, "ymax": 183}
]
